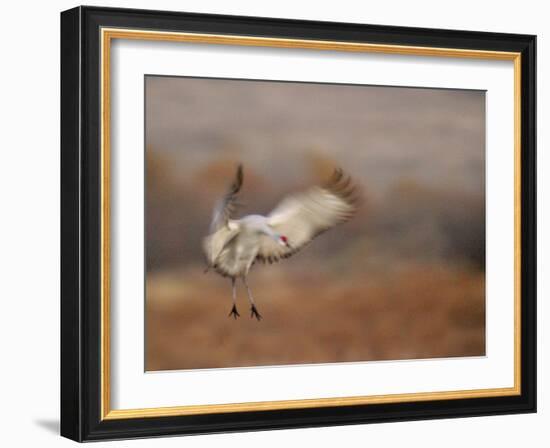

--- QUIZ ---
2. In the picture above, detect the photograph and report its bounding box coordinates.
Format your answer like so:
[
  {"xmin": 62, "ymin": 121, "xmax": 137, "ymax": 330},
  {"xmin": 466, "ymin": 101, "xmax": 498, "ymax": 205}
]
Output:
[{"xmin": 145, "ymin": 76, "xmax": 486, "ymax": 371}]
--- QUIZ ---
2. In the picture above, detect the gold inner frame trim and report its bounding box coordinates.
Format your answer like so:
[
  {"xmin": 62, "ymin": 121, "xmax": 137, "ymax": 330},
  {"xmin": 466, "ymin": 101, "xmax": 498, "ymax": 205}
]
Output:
[{"xmin": 100, "ymin": 27, "xmax": 522, "ymax": 420}]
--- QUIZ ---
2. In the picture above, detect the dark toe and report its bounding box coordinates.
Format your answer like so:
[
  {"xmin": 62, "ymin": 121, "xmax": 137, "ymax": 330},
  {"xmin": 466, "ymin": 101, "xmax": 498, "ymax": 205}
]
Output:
[
  {"xmin": 250, "ymin": 305, "xmax": 262, "ymax": 321},
  {"xmin": 228, "ymin": 305, "xmax": 240, "ymax": 319}
]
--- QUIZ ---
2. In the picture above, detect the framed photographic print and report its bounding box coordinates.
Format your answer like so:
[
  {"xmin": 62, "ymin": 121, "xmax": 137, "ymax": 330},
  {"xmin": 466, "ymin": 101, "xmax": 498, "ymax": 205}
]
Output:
[{"xmin": 60, "ymin": 6, "xmax": 536, "ymax": 442}]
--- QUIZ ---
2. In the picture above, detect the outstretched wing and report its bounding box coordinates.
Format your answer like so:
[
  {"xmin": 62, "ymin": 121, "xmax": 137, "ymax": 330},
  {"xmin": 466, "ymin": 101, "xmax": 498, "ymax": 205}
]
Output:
[
  {"xmin": 256, "ymin": 168, "xmax": 359, "ymax": 263},
  {"xmin": 209, "ymin": 164, "xmax": 243, "ymax": 233}
]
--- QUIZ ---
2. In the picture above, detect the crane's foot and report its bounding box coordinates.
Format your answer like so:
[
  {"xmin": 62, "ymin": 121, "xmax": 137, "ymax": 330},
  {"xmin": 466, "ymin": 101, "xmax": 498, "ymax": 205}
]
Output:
[
  {"xmin": 250, "ymin": 305, "xmax": 262, "ymax": 321},
  {"xmin": 228, "ymin": 305, "xmax": 240, "ymax": 319}
]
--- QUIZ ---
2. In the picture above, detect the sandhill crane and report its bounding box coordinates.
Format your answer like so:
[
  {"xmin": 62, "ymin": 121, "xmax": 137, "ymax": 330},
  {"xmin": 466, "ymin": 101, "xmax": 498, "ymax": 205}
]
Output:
[{"xmin": 203, "ymin": 164, "xmax": 359, "ymax": 320}]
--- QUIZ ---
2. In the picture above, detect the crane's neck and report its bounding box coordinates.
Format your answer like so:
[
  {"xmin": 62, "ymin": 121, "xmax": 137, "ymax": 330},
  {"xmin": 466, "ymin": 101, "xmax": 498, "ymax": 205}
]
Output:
[
  {"xmin": 240, "ymin": 215, "xmax": 281, "ymax": 242},
  {"xmin": 261, "ymin": 224, "xmax": 279, "ymax": 240}
]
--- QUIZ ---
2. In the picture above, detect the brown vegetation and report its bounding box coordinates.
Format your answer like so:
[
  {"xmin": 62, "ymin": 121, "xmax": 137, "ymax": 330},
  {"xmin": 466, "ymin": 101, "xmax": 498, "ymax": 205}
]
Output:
[{"xmin": 146, "ymin": 261, "xmax": 485, "ymax": 371}]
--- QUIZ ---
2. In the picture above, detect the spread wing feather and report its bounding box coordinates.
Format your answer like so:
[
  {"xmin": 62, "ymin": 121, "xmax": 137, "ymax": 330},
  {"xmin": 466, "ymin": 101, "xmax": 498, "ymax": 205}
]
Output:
[
  {"xmin": 204, "ymin": 164, "xmax": 243, "ymax": 269},
  {"xmin": 256, "ymin": 169, "xmax": 359, "ymax": 263},
  {"xmin": 209, "ymin": 164, "xmax": 243, "ymax": 233}
]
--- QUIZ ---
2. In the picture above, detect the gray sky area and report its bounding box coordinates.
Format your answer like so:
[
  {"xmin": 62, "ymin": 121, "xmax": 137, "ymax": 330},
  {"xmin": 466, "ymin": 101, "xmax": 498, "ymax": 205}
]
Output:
[{"xmin": 145, "ymin": 76, "xmax": 485, "ymax": 196}]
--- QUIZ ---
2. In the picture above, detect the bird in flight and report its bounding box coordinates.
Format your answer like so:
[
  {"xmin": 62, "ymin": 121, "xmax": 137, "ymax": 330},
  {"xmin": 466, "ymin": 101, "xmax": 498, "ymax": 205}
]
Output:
[{"xmin": 203, "ymin": 164, "xmax": 359, "ymax": 320}]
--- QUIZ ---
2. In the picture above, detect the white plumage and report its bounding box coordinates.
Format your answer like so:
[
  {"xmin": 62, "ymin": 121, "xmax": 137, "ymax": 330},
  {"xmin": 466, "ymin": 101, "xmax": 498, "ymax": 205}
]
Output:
[{"xmin": 203, "ymin": 164, "xmax": 358, "ymax": 320}]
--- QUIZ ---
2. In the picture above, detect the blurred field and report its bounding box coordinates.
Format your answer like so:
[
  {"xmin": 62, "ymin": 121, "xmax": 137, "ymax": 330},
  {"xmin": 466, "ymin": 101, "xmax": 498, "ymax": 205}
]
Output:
[
  {"xmin": 144, "ymin": 76, "xmax": 486, "ymax": 371},
  {"xmin": 146, "ymin": 261, "xmax": 484, "ymax": 370}
]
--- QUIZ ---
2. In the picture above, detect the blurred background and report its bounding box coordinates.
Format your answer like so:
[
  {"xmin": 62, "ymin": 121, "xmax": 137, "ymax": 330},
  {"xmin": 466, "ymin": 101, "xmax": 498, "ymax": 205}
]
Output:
[{"xmin": 145, "ymin": 76, "xmax": 485, "ymax": 371}]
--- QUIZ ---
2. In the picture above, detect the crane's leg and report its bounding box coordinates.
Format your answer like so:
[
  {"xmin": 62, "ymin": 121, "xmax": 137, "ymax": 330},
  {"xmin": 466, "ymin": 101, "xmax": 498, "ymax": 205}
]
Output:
[
  {"xmin": 228, "ymin": 278, "xmax": 240, "ymax": 319},
  {"xmin": 243, "ymin": 276, "xmax": 262, "ymax": 321}
]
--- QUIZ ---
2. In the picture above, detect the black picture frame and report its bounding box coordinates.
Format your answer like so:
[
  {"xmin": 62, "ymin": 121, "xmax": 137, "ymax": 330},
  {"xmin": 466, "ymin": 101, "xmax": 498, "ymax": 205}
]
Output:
[{"xmin": 61, "ymin": 5, "xmax": 536, "ymax": 442}]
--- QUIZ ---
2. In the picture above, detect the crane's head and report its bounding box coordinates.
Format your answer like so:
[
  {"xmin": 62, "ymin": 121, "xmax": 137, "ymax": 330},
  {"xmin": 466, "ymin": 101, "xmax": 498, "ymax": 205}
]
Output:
[{"xmin": 278, "ymin": 235, "xmax": 291, "ymax": 248}]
